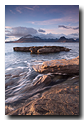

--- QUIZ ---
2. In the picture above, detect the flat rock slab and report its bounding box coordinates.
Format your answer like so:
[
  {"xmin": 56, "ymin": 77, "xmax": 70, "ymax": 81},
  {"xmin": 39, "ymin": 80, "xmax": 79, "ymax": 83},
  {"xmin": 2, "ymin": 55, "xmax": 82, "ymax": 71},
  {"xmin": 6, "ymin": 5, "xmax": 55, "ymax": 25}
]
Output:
[
  {"xmin": 13, "ymin": 46, "xmax": 71, "ymax": 54},
  {"xmin": 33, "ymin": 56, "xmax": 79, "ymax": 75},
  {"xmin": 31, "ymin": 83, "xmax": 79, "ymax": 115},
  {"xmin": 13, "ymin": 47, "xmax": 31, "ymax": 52}
]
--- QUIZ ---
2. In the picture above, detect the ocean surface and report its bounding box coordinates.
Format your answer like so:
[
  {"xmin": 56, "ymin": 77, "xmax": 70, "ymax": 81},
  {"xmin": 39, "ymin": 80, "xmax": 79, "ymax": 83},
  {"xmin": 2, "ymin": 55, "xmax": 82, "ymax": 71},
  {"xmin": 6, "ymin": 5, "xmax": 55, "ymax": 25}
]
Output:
[{"xmin": 5, "ymin": 42, "xmax": 79, "ymax": 109}]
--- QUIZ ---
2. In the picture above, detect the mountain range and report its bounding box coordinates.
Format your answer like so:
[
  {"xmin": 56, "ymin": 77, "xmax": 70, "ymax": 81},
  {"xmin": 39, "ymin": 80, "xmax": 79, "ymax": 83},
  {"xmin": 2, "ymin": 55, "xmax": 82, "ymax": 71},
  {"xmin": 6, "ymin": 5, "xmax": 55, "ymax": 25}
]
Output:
[{"xmin": 5, "ymin": 34, "xmax": 79, "ymax": 43}]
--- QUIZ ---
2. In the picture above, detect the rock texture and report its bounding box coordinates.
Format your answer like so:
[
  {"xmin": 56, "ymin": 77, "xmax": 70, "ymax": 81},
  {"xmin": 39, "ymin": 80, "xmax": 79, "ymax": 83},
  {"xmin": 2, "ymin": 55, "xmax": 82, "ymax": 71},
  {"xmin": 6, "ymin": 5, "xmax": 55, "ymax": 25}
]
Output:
[
  {"xmin": 13, "ymin": 47, "xmax": 31, "ymax": 52},
  {"xmin": 5, "ymin": 56, "xmax": 79, "ymax": 115},
  {"xmin": 6, "ymin": 75, "xmax": 79, "ymax": 115},
  {"xmin": 13, "ymin": 46, "xmax": 71, "ymax": 54},
  {"xmin": 29, "ymin": 46, "xmax": 43, "ymax": 54},
  {"xmin": 33, "ymin": 75, "xmax": 51, "ymax": 86},
  {"xmin": 33, "ymin": 56, "xmax": 79, "ymax": 75}
]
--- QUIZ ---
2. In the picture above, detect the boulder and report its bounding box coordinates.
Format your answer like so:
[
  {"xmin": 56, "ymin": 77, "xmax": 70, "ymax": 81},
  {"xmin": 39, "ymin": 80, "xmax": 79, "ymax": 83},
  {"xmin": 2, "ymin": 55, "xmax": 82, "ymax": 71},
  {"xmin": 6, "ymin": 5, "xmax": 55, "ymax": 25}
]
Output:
[{"xmin": 33, "ymin": 56, "xmax": 79, "ymax": 75}]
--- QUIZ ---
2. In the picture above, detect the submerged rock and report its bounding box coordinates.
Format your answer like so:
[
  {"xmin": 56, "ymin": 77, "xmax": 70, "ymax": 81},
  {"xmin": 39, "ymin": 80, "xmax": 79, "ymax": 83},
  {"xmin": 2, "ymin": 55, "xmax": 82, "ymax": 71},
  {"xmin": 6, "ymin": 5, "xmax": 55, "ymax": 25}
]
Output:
[
  {"xmin": 13, "ymin": 46, "xmax": 71, "ymax": 54},
  {"xmin": 33, "ymin": 56, "xmax": 79, "ymax": 75}
]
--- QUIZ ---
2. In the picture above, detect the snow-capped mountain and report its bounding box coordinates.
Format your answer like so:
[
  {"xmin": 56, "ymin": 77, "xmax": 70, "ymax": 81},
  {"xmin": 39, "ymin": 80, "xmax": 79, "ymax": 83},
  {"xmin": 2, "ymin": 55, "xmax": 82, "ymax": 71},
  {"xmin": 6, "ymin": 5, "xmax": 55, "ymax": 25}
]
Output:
[{"xmin": 5, "ymin": 34, "xmax": 79, "ymax": 43}]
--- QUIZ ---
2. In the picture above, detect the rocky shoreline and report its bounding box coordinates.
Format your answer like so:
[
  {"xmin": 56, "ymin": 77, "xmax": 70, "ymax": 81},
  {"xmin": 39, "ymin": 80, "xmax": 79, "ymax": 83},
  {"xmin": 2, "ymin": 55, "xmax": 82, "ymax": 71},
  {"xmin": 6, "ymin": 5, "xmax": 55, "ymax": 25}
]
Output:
[
  {"xmin": 5, "ymin": 56, "xmax": 79, "ymax": 115},
  {"xmin": 33, "ymin": 56, "xmax": 79, "ymax": 75},
  {"xmin": 13, "ymin": 46, "xmax": 71, "ymax": 54}
]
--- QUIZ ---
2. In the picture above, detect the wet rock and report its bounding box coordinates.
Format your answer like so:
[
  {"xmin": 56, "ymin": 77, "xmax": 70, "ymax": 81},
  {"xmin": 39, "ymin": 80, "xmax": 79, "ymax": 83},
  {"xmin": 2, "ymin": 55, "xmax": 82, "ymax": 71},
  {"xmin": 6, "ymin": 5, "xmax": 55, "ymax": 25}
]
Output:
[
  {"xmin": 33, "ymin": 56, "xmax": 79, "ymax": 75},
  {"xmin": 7, "ymin": 75, "xmax": 79, "ymax": 115},
  {"xmin": 37, "ymin": 46, "xmax": 71, "ymax": 54},
  {"xmin": 13, "ymin": 47, "xmax": 31, "ymax": 52},
  {"xmin": 33, "ymin": 75, "xmax": 51, "ymax": 86},
  {"xmin": 5, "ymin": 55, "xmax": 79, "ymax": 115},
  {"xmin": 13, "ymin": 46, "xmax": 71, "ymax": 54},
  {"xmin": 37, "ymin": 47, "xmax": 60, "ymax": 54},
  {"xmin": 29, "ymin": 46, "xmax": 43, "ymax": 53}
]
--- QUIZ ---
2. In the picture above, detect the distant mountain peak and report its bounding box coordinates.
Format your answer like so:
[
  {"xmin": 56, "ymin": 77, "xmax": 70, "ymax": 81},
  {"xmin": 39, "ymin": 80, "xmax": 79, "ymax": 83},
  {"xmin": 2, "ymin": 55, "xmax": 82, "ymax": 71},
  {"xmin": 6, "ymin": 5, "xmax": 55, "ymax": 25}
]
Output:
[
  {"xmin": 5, "ymin": 35, "xmax": 79, "ymax": 43},
  {"xmin": 59, "ymin": 36, "xmax": 67, "ymax": 39},
  {"xmin": 23, "ymin": 34, "xmax": 33, "ymax": 38}
]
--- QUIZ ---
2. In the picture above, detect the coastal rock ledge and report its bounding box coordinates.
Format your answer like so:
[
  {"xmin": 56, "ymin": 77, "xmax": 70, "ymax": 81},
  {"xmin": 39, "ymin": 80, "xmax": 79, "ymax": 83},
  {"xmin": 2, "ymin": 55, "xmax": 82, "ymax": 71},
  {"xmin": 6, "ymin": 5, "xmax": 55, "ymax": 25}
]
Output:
[
  {"xmin": 13, "ymin": 46, "xmax": 71, "ymax": 54},
  {"xmin": 33, "ymin": 56, "xmax": 79, "ymax": 75},
  {"xmin": 5, "ymin": 56, "xmax": 79, "ymax": 115},
  {"xmin": 6, "ymin": 74, "xmax": 79, "ymax": 115}
]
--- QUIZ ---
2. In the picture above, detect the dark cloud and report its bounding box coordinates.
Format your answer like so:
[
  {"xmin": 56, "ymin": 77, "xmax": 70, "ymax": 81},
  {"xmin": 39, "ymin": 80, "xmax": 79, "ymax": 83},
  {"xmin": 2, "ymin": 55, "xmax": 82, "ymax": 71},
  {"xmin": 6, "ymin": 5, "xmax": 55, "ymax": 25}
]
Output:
[
  {"xmin": 6, "ymin": 27, "xmax": 37, "ymax": 37},
  {"xmin": 58, "ymin": 25, "xmax": 79, "ymax": 30},
  {"xmin": 73, "ymin": 27, "xmax": 79, "ymax": 30},
  {"xmin": 38, "ymin": 29, "xmax": 46, "ymax": 33},
  {"xmin": 70, "ymin": 33, "xmax": 79, "ymax": 36},
  {"xmin": 5, "ymin": 30, "xmax": 11, "ymax": 33},
  {"xmin": 58, "ymin": 25, "xmax": 71, "ymax": 29},
  {"xmin": 5, "ymin": 26, "xmax": 79, "ymax": 41}
]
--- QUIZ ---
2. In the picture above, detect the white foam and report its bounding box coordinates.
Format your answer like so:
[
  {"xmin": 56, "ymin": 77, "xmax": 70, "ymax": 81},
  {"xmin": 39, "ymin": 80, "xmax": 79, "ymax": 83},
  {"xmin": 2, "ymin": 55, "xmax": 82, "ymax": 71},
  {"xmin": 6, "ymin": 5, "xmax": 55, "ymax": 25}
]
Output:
[
  {"xmin": 6, "ymin": 66, "xmax": 28, "ymax": 71},
  {"xmin": 24, "ymin": 61, "xmax": 27, "ymax": 63},
  {"xmin": 17, "ymin": 66, "xmax": 26, "ymax": 69},
  {"xmin": 19, "ymin": 72, "xmax": 27, "ymax": 76},
  {"xmin": 33, "ymin": 74, "xmax": 43, "ymax": 83},
  {"xmin": 63, "ymin": 55, "xmax": 76, "ymax": 60},
  {"xmin": 34, "ymin": 60, "xmax": 43, "ymax": 62},
  {"xmin": 6, "ymin": 67, "xmax": 13, "ymax": 71},
  {"xmin": 70, "ymin": 76, "xmax": 77, "ymax": 80}
]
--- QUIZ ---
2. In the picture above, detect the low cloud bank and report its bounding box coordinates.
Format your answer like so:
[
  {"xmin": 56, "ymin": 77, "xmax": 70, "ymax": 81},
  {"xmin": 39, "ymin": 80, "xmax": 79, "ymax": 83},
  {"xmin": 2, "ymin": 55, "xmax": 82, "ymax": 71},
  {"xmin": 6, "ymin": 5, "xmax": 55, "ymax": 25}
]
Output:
[{"xmin": 5, "ymin": 26, "xmax": 79, "ymax": 41}]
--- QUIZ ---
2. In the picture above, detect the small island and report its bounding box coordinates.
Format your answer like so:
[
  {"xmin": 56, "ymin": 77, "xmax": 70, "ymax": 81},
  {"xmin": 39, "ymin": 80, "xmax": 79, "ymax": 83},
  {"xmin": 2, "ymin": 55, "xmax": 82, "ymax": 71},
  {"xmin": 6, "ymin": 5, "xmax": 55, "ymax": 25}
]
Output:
[{"xmin": 13, "ymin": 46, "xmax": 71, "ymax": 54}]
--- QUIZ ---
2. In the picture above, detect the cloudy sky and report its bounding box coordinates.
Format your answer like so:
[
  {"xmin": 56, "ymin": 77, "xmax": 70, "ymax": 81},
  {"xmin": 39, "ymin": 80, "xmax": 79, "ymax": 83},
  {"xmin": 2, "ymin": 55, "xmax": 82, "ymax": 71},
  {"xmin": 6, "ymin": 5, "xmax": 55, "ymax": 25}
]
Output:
[{"xmin": 5, "ymin": 5, "xmax": 79, "ymax": 41}]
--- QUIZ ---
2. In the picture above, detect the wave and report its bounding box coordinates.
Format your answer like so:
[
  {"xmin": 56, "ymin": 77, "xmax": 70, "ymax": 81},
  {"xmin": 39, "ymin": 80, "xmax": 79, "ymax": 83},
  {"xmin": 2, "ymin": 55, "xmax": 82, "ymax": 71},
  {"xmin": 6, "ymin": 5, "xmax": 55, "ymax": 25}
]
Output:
[
  {"xmin": 6, "ymin": 61, "xmax": 31, "ymax": 72},
  {"xmin": 5, "ymin": 94, "xmax": 23, "ymax": 104}
]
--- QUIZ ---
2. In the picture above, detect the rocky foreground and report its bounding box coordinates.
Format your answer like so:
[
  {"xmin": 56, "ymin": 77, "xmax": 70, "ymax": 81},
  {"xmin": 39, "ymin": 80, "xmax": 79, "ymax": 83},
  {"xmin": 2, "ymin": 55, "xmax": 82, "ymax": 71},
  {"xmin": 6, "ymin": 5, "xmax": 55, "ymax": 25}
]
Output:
[
  {"xmin": 5, "ymin": 56, "xmax": 79, "ymax": 115},
  {"xmin": 13, "ymin": 46, "xmax": 71, "ymax": 54},
  {"xmin": 33, "ymin": 56, "xmax": 79, "ymax": 75}
]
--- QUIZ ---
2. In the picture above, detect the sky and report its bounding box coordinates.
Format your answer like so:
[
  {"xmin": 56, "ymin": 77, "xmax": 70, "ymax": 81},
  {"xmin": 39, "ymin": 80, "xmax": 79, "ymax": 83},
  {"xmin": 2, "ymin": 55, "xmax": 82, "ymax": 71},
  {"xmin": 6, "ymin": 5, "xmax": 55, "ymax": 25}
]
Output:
[{"xmin": 5, "ymin": 5, "xmax": 79, "ymax": 41}]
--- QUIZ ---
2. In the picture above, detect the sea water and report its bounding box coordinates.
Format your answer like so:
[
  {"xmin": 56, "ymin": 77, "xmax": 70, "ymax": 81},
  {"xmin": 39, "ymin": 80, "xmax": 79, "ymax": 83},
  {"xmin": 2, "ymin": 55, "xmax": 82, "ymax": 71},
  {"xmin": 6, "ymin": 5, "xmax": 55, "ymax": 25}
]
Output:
[{"xmin": 5, "ymin": 42, "xmax": 79, "ymax": 108}]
